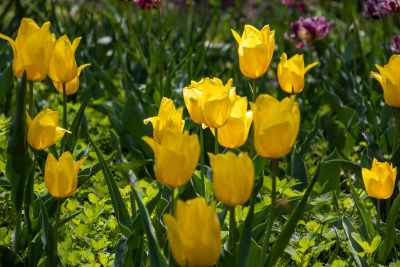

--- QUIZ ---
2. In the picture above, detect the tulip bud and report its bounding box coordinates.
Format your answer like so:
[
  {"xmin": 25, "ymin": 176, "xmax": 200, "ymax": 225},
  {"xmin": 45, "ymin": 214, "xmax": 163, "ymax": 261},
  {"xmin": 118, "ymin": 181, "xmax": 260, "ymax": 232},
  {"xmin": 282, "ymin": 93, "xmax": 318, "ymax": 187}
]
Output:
[
  {"xmin": 209, "ymin": 152, "xmax": 254, "ymax": 206},
  {"xmin": 214, "ymin": 96, "xmax": 252, "ymax": 149},
  {"xmin": 142, "ymin": 128, "xmax": 200, "ymax": 188},
  {"xmin": 163, "ymin": 197, "xmax": 221, "ymax": 266},
  {"xmin": 48, "ymin": 35, "xmax": 81, "ymax": 84},
  {"xmin": 53, "ymin": 64, "xmax": 90, "ymax": 95},
  {"xmin": 0, "ymin": 18, "xmax": 55, "ymax": 81},
  {"xmin": 45, "ymin": 152, "xmax": 86, "ymax": 199},
  {"xmin": 27, "ymin": 109, "xmax": 70, "ymax": 150},
  {"xmin": 362, "ymin": 158, "xmax": 397, "ymax": 199},
  {"xmin": 143, "ymin": 97, "xmax": 185, "ymax": 143},
  {"xmin": 277, "ymin": 52, "xmax": 318, "ymax": 94},
  {"xmin": 371, "ymin": 54, "xmax": 400, "ymax": 107},
  {"xmin": 231, "ymin": 25, "xmax": 275, "ymax": 79},
  {"xmin": 250, "ymin": 94, "xmax": 300, "ymax": 158},
  {"xmin": 183, "ymin": 77, "xmax": 236, "ymax": 129}
]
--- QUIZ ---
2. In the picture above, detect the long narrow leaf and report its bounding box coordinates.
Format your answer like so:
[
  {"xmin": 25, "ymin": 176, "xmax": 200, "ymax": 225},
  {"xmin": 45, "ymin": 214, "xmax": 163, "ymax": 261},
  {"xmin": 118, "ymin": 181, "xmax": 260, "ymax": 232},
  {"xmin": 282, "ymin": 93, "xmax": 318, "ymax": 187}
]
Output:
[
  {"xmin": 342, "ymin": 217, "xmax": 368, "ymax": 267},
  {"xmin": 39, "ymin": 198, "xmax": 59, "ymax": 266}
]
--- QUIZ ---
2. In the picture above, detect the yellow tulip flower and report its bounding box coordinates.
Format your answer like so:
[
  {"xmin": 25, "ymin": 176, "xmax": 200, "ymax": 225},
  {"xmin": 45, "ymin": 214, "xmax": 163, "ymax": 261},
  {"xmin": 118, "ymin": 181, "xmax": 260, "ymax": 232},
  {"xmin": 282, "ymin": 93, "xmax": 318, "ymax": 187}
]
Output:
[
  {"xmin": 231, "ymin": 25, "xmax": 275, "ymax": 79},
  {"xmin": 277, "ymin": 52, "xmax": 318, "ymax": 94},
  {"xmin": 209, "ymin": 152, "xmax": 254, "ymax": 206},
  {"xmin": 215, "ymin": 96, "xmax": 252, "ymax": 149},
  {"xmin": 27, "ymin": 109, "xmax": 70, "ymax": 150},
  {"xmin": 183, "ymin": 77, "xmax": 236, "ymax": 128},
  {"xmin": 250, "ymin": 94, "xmax": 300, "ymax": 158},
  {"xmin": 45, "ymin": 152, "xmax": 86, "ymax": 199},
  {"xmin": 163, "ymin": 197, "xmax": 221, "ymax": 266},
  {"xmin": 371, "ymin": 54, "xmax": 400, "ymax": 107},
  {"xmin": 48, "ymin": 35, "xmax": 82, "ymax": 84},
  {"xmin": 53, "ymin": 64, "xmax": 90, "ymax": 95},
  {"xmin": 142, "ymin": 128, "xmax": 200, "ymax": 188},
  {"xmin": 143, "ymin": 97, "xmax": 185, "ymax": 143},
  {"xmin": 362, "ymin": 158, "xmax": 397, "ymax": 199},
  {"xmin": 0, "ymin": 18, "xmax": 55, "ymax": 81}
]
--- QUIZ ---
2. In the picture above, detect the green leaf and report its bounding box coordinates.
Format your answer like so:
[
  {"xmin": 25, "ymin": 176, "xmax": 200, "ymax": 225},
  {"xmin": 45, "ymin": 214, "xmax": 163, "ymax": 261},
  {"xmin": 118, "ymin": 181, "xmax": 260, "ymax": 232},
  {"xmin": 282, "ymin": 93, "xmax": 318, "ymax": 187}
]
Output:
[
  {"xmin": 378, "ymin": 191, "xmax": 400, "ymax": 262},
  {"xmin": 0, "ymin": 178, "xmax": 11, "ymax": 191},
  {"xmin": 342, "ymin": 217, "xmax": 368, "ymax": 267},
  {"xmin": 0, "ymin": 64, "xmax": 13, "ymax": 101},
  {"xmin": 132, "ymin": 187, "xmax": 167, "ymax": 267},
  {"xmin": 78, "ymin": 153, "xmax": 113, "ymax": 187},
  {"xmin": 5, "ymin": 71, "xmax": 33, "ymax": 212},
  {"xmin": 265, "ymin": 162, "xmax": 321, "ymax": 267},
  {"xmin": 291, "ymin": 150, "xmax": 308, "ymax": 191},
  {"xmin": 348, "ymin": 179, "xmax": 376, "ymax": 240},
  {"xmin": 0, "ymin": 245, "xmax": 23, "ymax": 266},
  {"xmin": 39, "ymin": 198, "xmax": 60, "ymax": 266},
  {"xmin": 362, "ymin": 132, "xmax": 382, "ymax": 161},
  {"xmin": 89, "ymin": 135, "xmax": 132, "ymax": 237},
  {"xmin": 317, "ymin": 150, "xmax": 341, "ymax": 194},
  {"xmin": 327, "ymin": 229, "xmax": 340, "ymax": 264},
  {"xmin": 237, "ymin": 197, "xmax": 255, "ymax": 267},
  {"xmin": 64, "ymin": 90, "xmax": 90, "ymax": 153}
]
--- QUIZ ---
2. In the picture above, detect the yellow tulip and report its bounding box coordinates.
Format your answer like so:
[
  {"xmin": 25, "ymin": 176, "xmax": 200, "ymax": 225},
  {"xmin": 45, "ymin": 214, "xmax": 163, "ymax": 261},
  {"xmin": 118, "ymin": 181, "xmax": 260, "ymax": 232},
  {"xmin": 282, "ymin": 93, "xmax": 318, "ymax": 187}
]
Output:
[
  {"xmin": 27, "ymin": 109, "xmax": 70, "ymax": 150},
  {"xmin": 209, "ymin": 152, "xmax": 254, "ymax": 206},
  {"xmin": 215, "ymin": 96, "xmax": 252, "ymax": 149},
  {"xmin": 142, "ymin": 128, "xmax": 200, "ymax": 188},
  {"xmin": 45, "ymin": 152, "xmax": 86, "ymax": 199},
  {"xmin": 362, "ymin": 158, "xmax": 397, "ymax": 199},
  {"xmin": 0, "ymin": 18, "xmax": 55, "ymax": 81},
  {"xmin": 250, "ymin": 94, "xmax": 300, "ymax": 158},
  {"xmin": 163, "ymin": 197, "xmax": 221, "ymax": 266},
  {"xmin": 183, "ymin": 77, "xmax": 236, "ymax": 128},
  {"xmin": 231, "ymin": 25, "xmax": 275, "ymax": 79},
  {"xmin": 143, "ymin": 97, "xmax": 185, "ymax": 143},
  {"xmin": 277, "ymin": 52, "xmax": 318, "ymax": 94},
  {"xmin": 371, "ymin": 54, "xmax": 400, "ymax": 107},
  {"xmin": 48, "ymin": 35, "xmax": 82, "ymax": 84},
  {"xmin": 53, "ymin": 64, "xmax": 90, "ymax": 95}
]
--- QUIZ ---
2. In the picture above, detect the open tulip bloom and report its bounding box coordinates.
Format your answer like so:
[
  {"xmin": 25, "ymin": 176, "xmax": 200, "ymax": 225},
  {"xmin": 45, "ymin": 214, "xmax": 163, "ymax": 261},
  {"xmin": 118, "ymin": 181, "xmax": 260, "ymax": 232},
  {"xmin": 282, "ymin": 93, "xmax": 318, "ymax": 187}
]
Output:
[
  {"xmin": 362, "ymin": 158, "xmax": 397, "ymax": 199},
  {"xmin": 53, "ymin": 63, "xmax": 90, "ymax": 95}
]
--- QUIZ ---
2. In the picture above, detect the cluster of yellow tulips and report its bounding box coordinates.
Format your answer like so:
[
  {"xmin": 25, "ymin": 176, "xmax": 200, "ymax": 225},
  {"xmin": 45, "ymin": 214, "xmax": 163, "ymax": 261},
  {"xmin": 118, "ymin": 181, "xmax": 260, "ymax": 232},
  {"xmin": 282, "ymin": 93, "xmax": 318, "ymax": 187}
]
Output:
[{"xmin": 1, "ymin": 18, "xmax": 89, "ymax": 199}]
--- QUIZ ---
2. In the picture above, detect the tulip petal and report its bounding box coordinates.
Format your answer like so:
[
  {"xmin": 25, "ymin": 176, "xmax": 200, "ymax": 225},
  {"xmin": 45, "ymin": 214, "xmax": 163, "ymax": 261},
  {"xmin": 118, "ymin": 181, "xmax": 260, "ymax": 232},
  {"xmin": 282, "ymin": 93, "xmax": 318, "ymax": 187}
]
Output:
[
  {"xmin": 231, "ymin": 29, "xmax": 242, "ymax": 45},
  {"xmin": 163, "ymin": 214, "xmax": 187, "ymax": 267}
]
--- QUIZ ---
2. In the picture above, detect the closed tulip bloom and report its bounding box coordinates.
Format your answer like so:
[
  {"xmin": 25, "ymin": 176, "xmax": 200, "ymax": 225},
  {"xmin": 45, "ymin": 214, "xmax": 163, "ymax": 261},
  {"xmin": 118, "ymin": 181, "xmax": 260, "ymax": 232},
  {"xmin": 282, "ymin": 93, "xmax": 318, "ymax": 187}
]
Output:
[
  {"xmin": 45, "ymin": 152, "xmax": 86, "ymax": 199},
  {"xmin": 209, "ymin": 152, "xmax": 254, "ymax": 206},
  {"xmin": 231, "ymin": 25, "xmax": 275, "ymax": 79},
  {"xmin": 53, "ymin": 64, "xmax": 90, "ymax": 95},
  {"xmin": 48, "ymin": 35, "xmax": 82, "ymax": 84},
  {"xmin": 371, "ymin": 54, "xmax": 400, "ymax": 107},
  {"xmin": 27, "ymin": 109, "xmax": 70, "ymax": 150},
  {"xmin": 142, "ymin": 128, "xmax": 200, "ymax": 188},
  {"xmin": 163, "ymin": 197, "xmax": 221, "ymax": 266},
  {"xmin": 250, "ymin": 94, "xmax": 300, "ymax": 158},
  {"xmin": 143, "ymin": 97, "xmax": 185, "ymax": 143},
  {"xmin": 215, "ymin": 96, "xmax": 253, "ymax": 149},
  {"xmin": 0, "ymin": 18, "xmax": 55, "ymax": 81},
  {"xmin": 278, "ymin": 52, "xmax": 318, "ymax": 94},
  {"xmin": 183, "ymin": 77, "xmax": 236, "ymax": 128},
  {"xmin": 362, "ymin": 158, "xmax": 397, "ymax": 199}
]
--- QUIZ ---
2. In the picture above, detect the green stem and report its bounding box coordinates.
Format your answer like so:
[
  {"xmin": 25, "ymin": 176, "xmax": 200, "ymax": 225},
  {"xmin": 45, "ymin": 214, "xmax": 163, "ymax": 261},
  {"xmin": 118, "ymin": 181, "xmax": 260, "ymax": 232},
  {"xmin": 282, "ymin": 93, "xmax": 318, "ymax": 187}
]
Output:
[
  {"xmin": 187, "ymin": 0, "xmax": 194, "ymax": 84},
  {"xmin": 54, "ymin": 198, "xmax": 62, "ymax": 245},
  {"xmin": 25, "ymin": 150, "xmax": 37, "ymax": 266},
  {"xmin": 200, "ymin": 127, "xmax": 205, "ymax": 197},
  {"xmin": 157, "ymin": 3, "xmax": 164, "ymax": 97},
  {"xmin": 250, "ymin": 79, "xmax": 257, "ymax": 159},
  {"xmin": 383, "ymin": 18, "xmax": 388, "ymax": 61},
  {"xmin": 376, "ymin": 199, "xmax": 381, "ymax": 233},
  {"xmin": 12, "ymin": 211, "xmax": 21, "ymax": 252},
  {"xmin": 61, "ymin": 83, "xmax": 67, "ymax": 153},
  {"xmin": 169, "ymin": 187, "xmax": 176, "ymax": 267},
  {"xmin": 147, "ymin": 10, "xmax": 152, "ymax": 61},
  {"xmin": 229, "ymin": 206, "xmax": 237, "ymax": 266},
  {"xmin": 392, "ymin": 108, "xmax": 400, "ymax": 156},
  {"xmin": 307, "ymin": 42, "xmax": 312, "ymax": 65},
  {"xmin": 214, "ymin": 128, "xmax": 219, "ymax": 154},
  {"xmin": 260, "ymin": 158, "xmax": 278, "ymax": 266},
  {"xmin": 29, "ymin": 81, "xmax": 34, "ymax": 117}
]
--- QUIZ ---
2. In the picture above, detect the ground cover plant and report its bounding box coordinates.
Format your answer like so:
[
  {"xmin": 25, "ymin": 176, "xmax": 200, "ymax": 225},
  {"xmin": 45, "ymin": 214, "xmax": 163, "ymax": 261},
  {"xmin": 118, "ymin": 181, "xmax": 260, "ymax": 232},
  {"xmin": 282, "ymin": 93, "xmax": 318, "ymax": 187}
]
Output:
[{"xmin": 1, "ymin": 0, "xmax": 400, "ymax": 266}]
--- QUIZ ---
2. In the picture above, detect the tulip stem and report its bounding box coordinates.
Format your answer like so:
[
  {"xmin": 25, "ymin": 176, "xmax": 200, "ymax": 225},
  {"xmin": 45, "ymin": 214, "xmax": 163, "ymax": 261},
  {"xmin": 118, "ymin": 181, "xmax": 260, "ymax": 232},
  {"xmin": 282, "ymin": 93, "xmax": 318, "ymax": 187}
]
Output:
[
  {"xmin": 376, "ymin": 199, "xmax": 381, "ymax": 233},
  {"xmin": 250, "ymin": 79, "xmax": 256, "ymax": 159},
  {"xmin": 392, "ymin": 108, "xmax": 400, "ymax": 156},
  {"xmin": 187, "ymin": 0, "xmax": 194, "ymax": 84},
  {"xmin": 383, "ymin": 18, "xmax": 388, "ymax": 61},
  {"xmin": 260, "ymin": 158, "xmax": 278, "ymax": 266},
  {"xmin": 170, "ymin": 187, "xmax": 176, "ymax": 217},
  {"xmin": 157, "ymin": 3, "xmax": 164, "ymax": 97},
  {"xmin": 147, "ymin": 10, "xmax": 152, "ymax": 61},
  {"xmin": 200, "ymin": 127, "xmax": 205, "ymax": 197},
  {"xmin": 61, "ymin": 83, "xmax": 67, "ymax": 153},
  {"xmin": 214, "ymin": 128, "xmax": 219, "ymax": 154},
  {"xmin": 29, "ymin": 81, "xmax": 34, "ymax": 117},
  {"xmin": 229, "ymin": 206, "xmax": 237, "ymax": 266},
  {"xmin": 54, "ymin": 198, "xmax": 62, "ymax": 246},
  {"xmin": 25, "ymin": 149, "xmax": 37, "ymax": 267}
]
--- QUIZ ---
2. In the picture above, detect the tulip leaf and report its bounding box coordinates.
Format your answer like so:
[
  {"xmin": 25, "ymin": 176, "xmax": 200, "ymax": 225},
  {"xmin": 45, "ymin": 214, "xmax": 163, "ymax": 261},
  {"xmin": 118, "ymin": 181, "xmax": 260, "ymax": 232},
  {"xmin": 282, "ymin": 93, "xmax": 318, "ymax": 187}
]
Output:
[
  {"xmin": 0, "ymin": 178, "xmax": 12, "ymax": 191},
  {"xmin": 362, "ymin": 132, "xmax": 383, "ymax": 162},
  {"xmin": 317, "ymin": 150, "xmax": 341, "ymax": 194},
  {"xmin": 299, "ymin": 115, "xmax": 320, "ymax": 157},
  {"xmin": 327, "ymin": 229, "xmax": 340, "ymax": 264},
  {"xmin": 291, "ymin": 150, "xmax": 308, "ymax": 191},
  {"xmin": 342, "ymin": 216, "xmax": 368, "ymax": 267},
  {"xmin": 0, "ymin": 64, "xmax": 13, "ymax": 102},
  {"xmin": 131, "ymin": 187, "xmax": 167, "ymax": 267},
  {"xmin": 264, "ymin": 162, "xmax": 320, "ymax": 267},
  {"xmin": 65, "ymin": 90, "xmax": 90, "ymax": 153},
  {"xmin": 0, "ymin": 245, "xmax": 23, "ymax": 266},
  {"xmin": 5, "ymin": 71, "xmax": 33, "ymax": 213},
  {"xmin": 348, "ymin": 178, "xmax": 376, "ymax": 240},
  {"xmin": 132, "ymin": 190, "xmax": 162, "ymax": 234},
  {"xmin": 39, "ymin": 197, "xmax": 60, "ymax": 266},
  {"xmin": 237, "ymin": 197, "xmax": 255, "ymax": 267},
  {"xmin": 89, "ymin": 135, "xmax": 132, "ymax": 237},
  {"xmin": 378, "ymin": 192, "xmax": 400, "ymax": 262}
]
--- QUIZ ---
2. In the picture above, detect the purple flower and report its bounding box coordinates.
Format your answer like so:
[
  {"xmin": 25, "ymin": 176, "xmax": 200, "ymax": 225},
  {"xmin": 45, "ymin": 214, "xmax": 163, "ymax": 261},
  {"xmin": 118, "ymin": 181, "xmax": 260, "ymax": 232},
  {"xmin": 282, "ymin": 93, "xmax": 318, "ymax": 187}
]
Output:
[
  {"xmin": 281, "ymin": 0, "xmax": 308, "ymax": 13},
  {"xmin": 133, "ymin": 0, "xmax": 161, "ymax": 9},
  {"xmin": 290, "ymin": 17, "xmax": 332, "ymax": 44},
  {"xmin": 362, "ymin": 0, "xmax": 395, "ymax": 19},
  {"xmin": 390, "ymin": 35, "xmax": 400, "ymax": 54},
  {"xmin": 384, "ymin": 0, "xmax": 400, "ymax": 12}
]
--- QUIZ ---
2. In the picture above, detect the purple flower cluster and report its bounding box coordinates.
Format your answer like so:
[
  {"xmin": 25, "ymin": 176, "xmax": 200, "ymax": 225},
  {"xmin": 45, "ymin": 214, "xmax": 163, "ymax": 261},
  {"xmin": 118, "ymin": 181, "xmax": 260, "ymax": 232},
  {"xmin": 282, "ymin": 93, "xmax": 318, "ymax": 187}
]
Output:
[
  {"xmin": 290, "ymin": 16, "xmax": 332, "ymax": 47},
  {"xmin": 133, "ymin": 0, "xmax": 161, "ymax": 9},
  {"xmin": 390, "ymin": 35, "xmax": 400, "ymax": 54},
  {"xmin": 362, "ymin": 0, "xmax": 399, "ymax": 19}
]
